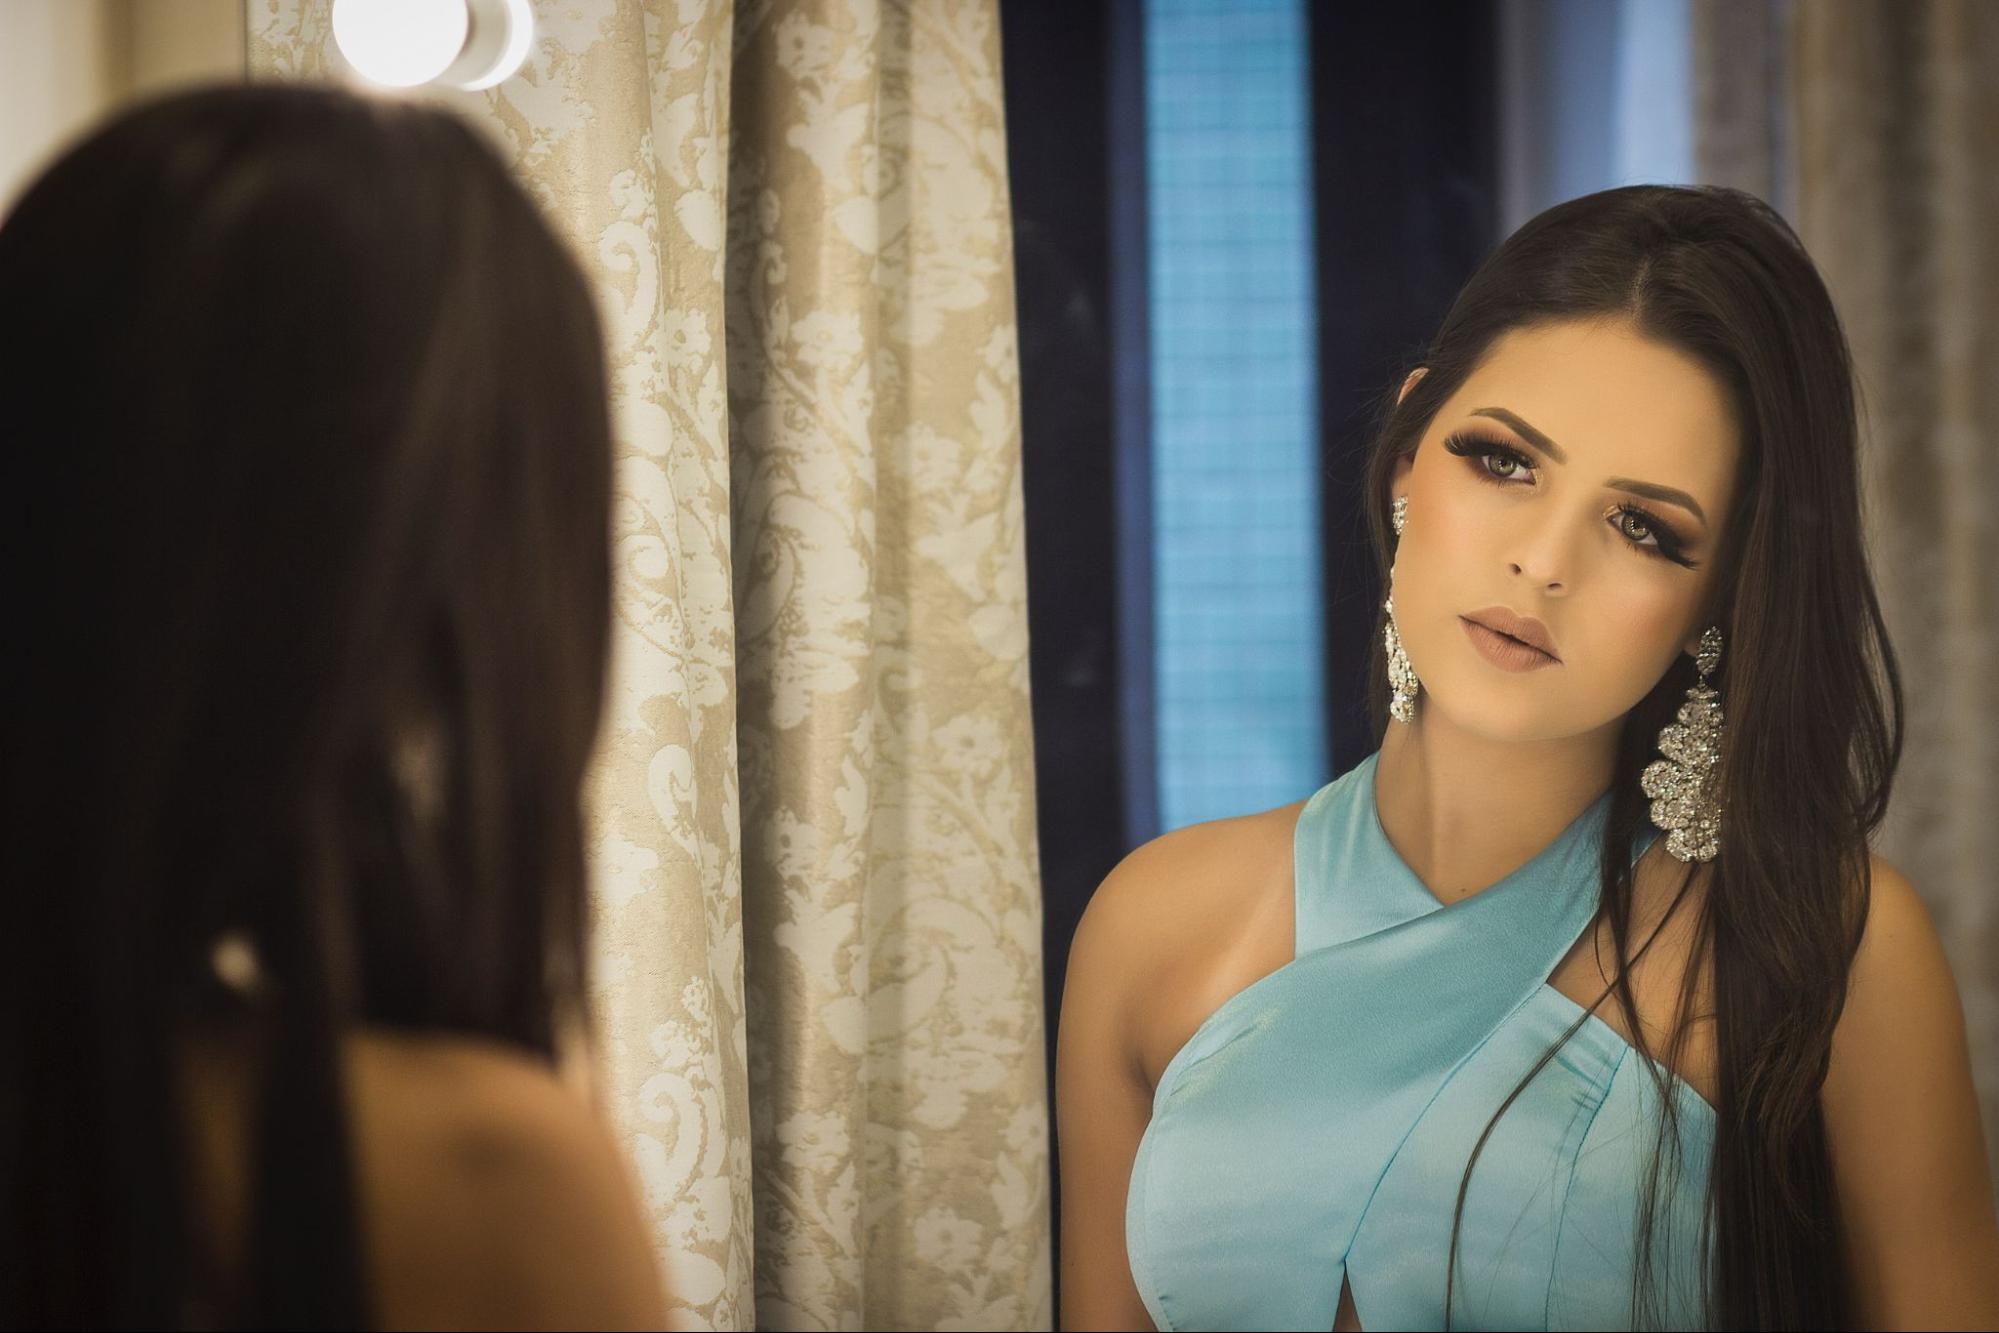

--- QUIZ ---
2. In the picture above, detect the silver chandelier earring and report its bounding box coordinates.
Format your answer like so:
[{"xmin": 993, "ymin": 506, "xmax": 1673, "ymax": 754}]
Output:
[
  {"xmin": 1639, "ymin": 626, "xmax": 1726, "ymax": 862},
  {"xmin": 1385, "ymin": 497, "xmax": 1419, "ymax": 723}
]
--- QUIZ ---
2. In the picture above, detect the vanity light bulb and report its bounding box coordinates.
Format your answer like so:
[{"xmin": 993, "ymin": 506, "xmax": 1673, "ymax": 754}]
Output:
[
  {"xmin": 455, "ymin": 0, "xmax": 536, "ymax": 91},
  {"xmin": 331, "ymin": 0, "xmax": 469, "ymax": 89},
  {"xmin": 331, "ymin": 0, "xmax": 534, "ymax": 92}
]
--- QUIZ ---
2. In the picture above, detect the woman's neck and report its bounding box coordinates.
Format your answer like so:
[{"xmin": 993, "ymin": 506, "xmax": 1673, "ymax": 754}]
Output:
[{"xmin": 1373, "ymin": 706, "xmax": 1622, "ymax": 904}]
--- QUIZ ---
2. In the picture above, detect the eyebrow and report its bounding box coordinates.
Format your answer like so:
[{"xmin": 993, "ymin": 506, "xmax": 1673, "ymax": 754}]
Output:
[{"xmin": 1469, "ymin": 406, "xmax": 1710, "ymax": 529}]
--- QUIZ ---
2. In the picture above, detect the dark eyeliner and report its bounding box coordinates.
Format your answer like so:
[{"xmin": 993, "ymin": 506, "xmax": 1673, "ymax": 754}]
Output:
[
  {"xmin": 1442, "ymin": 430, "xmax": 1533, "ymax": 480},
  {"xmin": 1441, "ymin": 430, "xmax": 1700, "ymax": 569},
  {"xmin": 1614, "ymin": 504, "xmax": 1699, "ymax": 568}
]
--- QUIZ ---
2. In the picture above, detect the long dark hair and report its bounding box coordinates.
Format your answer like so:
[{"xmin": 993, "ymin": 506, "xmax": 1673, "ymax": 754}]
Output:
[
  {"xmin": 0, "ymin": 85, "xmax": 615, "ymax": 1328},
  {"xmin": 1362, "ymin": 185, "xmax": 1902, "ymax": 1330}
]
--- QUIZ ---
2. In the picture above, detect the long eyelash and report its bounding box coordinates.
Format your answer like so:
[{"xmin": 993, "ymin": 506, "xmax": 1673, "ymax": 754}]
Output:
[
  {"xmin": 1612, "ymin": 504, "xmax": 1699, "ymax": 568},
  {"xmin": 1443, "ymin": 430, "xmax": 1536, "ymax": 483},
  {"xmin": 1441, "ymin": 431, "xmax": 1700, "ymax": 569}
]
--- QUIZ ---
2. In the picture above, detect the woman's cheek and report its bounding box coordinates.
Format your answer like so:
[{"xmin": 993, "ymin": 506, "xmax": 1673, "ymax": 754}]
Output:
[
  {"xmin": 1592, "ymin": 587, "xmax": 1688, "ymax": 700},
  {"xmin": 1425, "ymin": 481, "xmax": 1490, "ymax": 568}
]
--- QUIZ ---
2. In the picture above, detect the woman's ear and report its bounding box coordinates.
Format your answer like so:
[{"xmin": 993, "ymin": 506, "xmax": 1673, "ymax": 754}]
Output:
[{"xmin": 1397, "ymin": 367, "xmax": 1428, "ymax": 405}]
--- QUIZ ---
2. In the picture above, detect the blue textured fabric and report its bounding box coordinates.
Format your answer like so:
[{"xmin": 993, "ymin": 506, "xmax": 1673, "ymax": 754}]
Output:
[{"xmin": 1125, "ymin": 749, "xmax": 1716, "ymax": 1330}]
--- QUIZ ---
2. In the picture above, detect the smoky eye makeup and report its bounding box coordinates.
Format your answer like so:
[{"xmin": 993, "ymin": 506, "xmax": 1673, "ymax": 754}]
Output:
[{"xmin": 1440, "ymin": 430, "xmax": 1701, "ymax": 569}]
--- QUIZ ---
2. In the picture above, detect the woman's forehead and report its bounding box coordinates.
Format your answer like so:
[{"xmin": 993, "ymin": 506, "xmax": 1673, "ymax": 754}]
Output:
[{"xmin": 1441, "ymin": 320, "xmax": 1740, "ymax": 512}]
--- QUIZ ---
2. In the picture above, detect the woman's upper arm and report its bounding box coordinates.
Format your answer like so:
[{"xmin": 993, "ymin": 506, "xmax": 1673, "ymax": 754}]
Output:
[
  {"xmin": 1823, "ymin": 855, "xmax": 1999, "ymax": 1330},
  {"xmin": 1057, "ymin": 844, "xmax": 1173, "ymax": 1332}
]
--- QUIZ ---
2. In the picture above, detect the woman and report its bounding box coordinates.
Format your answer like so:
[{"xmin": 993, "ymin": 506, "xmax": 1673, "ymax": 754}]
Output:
[
  {"xmin": 1058, "ymin": 185, "xmax": 1999, "ymax": 1330},
  {"xmin": 0, "ymin": 88, "xmax": 665, "ymax": 1328}
]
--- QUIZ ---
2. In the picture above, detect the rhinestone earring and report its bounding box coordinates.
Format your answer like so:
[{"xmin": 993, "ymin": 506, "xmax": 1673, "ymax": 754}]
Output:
[
  {"xmin": 1639, "ymin": 626, "xmax": 1726, "ymax": 862},
  {"xmin": 1385, "ymin": 497, "xmax": 1419, "ymax": 723}
]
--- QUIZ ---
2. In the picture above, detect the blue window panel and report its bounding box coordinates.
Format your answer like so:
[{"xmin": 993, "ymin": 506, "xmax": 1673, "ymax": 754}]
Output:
[
  {"xmin": 1612, "ymin": 0, "xmax": 1693, "ymax": 188},
  {"xmin": 1146, "ymin": 0, "xmax": 1325, "ymax": 832}
]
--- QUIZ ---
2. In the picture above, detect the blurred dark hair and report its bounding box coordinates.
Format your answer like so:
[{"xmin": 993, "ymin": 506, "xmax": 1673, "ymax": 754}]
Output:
[
  {"xmin": 1362, "ymin": 184, "xmax": 1902, "ymax": 1330},
  {"xmin": 0, "ymin": 84, "xmax": 615, "ymax": 1328}
]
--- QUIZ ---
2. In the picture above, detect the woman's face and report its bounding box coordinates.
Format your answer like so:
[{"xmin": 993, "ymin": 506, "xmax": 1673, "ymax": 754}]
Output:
[{"xmin": 1389, "ymin": 317, "xmax": 1741, "ymax": 743}]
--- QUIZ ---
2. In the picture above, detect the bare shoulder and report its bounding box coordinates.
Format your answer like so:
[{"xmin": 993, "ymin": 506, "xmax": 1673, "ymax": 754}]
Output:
[
  {"xmin": 1076, "ymin": 799, "xmax": 1303, "ymax": 941},
  {"xmin": 1068, "ymin": 798, "xmax": 1310, "ymax": 1092},
  {"xmin": 1823, "ymin": 852, "xmax": 1974, "ymax": 1106},
  {"xmin": 347, "ymin": 1030, "xmax": 667, "ymax": 1330},
  {"xmin": 1829, "ymin": 852, "xmax": 1955, "ymax": 1057},
  {"xmin": 1823, "ymin": 852, "xmax": 1999, "ymax": 1327},
  {"xmin": 1072, "ymin": 799, "xmax": 1307, "ymax": 996}
]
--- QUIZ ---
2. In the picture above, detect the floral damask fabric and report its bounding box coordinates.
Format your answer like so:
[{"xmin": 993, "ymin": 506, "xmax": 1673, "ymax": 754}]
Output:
[{"xmin": 249, "ymin": 3, "xmax": 1051, "ymax": 1327}]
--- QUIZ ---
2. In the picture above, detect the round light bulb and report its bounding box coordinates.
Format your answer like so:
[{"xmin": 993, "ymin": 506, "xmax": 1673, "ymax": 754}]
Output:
[
  {"xmin": 332, "ymin": 0, "xmax": 470, "ymax": 89},
  {"xmin": 451, "ymin": 0, "xmax": 535, "ymax": 91}
]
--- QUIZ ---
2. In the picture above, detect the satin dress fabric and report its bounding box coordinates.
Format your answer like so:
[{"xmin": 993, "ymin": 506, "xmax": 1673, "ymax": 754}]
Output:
[{"xmin": 1125, "ymin": 750, "xmax": 1716, "ymax": 1331}]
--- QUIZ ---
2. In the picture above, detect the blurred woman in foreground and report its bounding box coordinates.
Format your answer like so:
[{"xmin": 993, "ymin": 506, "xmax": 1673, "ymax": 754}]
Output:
[{"xmin": 0, "ymin": 85, "xmax": 664, "ymax": 1329}]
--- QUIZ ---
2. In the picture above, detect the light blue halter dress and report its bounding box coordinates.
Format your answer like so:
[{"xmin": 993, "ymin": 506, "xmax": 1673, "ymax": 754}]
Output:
[{"xmin": 1125, "ymin": 750, "xmax": 1717, "ymax": 1331}]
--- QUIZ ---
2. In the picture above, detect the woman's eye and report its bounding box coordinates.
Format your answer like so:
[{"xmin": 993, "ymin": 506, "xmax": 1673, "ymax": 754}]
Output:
[
  {"xmin": 1479, "ymin": 451, "xmax": 1535, "ymax": 481},
  {"xmin": 1613, "ymin": 507, "xmax": 1692, "ymax": 563},
  {"xmin": 1443, "ymin": 432, "xmax": 1536, "ymax": 483}
]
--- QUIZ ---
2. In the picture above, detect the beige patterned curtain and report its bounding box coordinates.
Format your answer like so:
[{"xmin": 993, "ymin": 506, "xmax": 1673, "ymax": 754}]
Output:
[
  {"xmin": 248, "ymin": 3, "xmax": 1052, "ymax": 1328},
  {"xmin": 1696, "ymin": 0, "xmax": 1999, "ymax": 1197}
]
